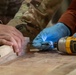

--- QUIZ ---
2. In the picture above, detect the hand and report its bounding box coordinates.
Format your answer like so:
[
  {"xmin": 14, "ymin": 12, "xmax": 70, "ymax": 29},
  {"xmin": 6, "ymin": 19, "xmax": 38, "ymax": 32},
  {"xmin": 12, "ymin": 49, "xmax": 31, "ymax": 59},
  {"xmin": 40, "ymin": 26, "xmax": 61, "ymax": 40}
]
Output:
[
  {"xmin": 32, "ymin": 23, "xmax": 71, "ymax": 50},
  {"xmin": 0, "ymin": 24, "xmax": 25, "ymax": 55}
]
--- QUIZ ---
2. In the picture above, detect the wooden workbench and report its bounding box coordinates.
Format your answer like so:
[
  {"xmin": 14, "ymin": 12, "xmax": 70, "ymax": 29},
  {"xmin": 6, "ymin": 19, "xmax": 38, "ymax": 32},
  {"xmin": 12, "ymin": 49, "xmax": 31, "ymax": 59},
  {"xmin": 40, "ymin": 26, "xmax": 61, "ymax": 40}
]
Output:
[{"xmin": 0, "ymin": 49, "xmax": 76, "ymax": 75}]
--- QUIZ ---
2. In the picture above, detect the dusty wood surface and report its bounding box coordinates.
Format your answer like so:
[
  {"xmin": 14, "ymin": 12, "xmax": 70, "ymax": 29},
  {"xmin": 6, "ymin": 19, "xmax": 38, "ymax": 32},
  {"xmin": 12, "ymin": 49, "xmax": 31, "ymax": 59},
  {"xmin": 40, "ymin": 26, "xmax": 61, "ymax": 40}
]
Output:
[{"xmin": 0, "ymin": 49, "xmax": 76, "ymax": 75}]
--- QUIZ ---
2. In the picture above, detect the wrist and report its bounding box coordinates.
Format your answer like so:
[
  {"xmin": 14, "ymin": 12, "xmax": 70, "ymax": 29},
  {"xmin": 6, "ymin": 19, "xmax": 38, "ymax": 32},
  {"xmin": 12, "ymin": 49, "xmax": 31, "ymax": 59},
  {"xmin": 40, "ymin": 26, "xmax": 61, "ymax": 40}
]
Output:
[{"xmin": 56, "ymin": 22, "xmax": 71, "ymax": 36}]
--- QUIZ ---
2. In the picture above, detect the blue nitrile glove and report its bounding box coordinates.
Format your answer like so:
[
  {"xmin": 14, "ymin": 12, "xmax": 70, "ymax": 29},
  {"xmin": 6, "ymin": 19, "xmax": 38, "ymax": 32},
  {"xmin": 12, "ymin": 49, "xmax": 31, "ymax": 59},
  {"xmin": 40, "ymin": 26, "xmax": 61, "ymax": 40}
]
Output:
[{"xmin": 32, "ymin": 23, "xmax": 71, "ymax": 50}]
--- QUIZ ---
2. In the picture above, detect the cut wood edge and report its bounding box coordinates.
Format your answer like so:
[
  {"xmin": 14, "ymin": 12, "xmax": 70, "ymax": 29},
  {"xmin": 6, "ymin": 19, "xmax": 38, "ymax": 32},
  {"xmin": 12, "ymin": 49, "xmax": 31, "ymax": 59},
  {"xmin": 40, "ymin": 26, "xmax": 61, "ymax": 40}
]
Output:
[{"xmin": 0, "ymin": 45, "xmax": 17, "ymax": 64}]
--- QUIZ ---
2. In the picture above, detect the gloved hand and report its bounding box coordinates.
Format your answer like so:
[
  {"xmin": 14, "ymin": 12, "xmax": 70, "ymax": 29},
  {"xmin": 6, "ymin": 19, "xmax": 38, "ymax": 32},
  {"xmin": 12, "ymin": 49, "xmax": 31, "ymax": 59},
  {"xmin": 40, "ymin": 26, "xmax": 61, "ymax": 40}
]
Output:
[{"xmin": 32, "ymin": 23, "xmax": 71, "ymax": 50}]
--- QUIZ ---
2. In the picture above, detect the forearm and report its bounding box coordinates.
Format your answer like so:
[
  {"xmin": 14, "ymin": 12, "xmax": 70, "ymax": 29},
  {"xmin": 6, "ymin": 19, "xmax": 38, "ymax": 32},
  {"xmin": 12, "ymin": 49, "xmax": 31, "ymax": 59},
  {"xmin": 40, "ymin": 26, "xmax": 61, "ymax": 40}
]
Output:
[
  {"xmin": 8, "ymin": 0, "xmax": 62, "ymax": 40},
  {"xmin": 58, "ymin": 0, "xmax": 76, "ymax": 34},
  {"xmin": 10, "ymin": 0, "xmax": 62, "ymax": 27},
  {"xmin": 14, "ymin": 1, "xmax": 29, "ymax": 19}
]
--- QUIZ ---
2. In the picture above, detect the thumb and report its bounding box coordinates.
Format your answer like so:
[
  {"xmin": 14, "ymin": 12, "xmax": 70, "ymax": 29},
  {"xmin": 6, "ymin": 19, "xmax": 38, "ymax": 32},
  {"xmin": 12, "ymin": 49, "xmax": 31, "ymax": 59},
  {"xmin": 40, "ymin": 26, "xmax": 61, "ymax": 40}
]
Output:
[{"xmin": 32, "ymin": 39, "xmax": 42, "ymax": 49}]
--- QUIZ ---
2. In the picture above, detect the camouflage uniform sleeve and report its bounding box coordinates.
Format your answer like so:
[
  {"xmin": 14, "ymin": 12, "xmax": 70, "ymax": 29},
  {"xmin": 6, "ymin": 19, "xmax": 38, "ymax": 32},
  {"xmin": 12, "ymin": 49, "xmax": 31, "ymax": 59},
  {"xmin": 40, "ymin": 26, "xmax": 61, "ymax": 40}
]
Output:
[
  {"xmin": 8, "ymin": 0, "xmax": 62, "ymax": 41},
  {"xmin": 8, "ymin": 1, "xmax": 28, "ymax": 26},
  {"xmin": 0, "ymin": 0, "xmax": 24, "ymax": 24}
]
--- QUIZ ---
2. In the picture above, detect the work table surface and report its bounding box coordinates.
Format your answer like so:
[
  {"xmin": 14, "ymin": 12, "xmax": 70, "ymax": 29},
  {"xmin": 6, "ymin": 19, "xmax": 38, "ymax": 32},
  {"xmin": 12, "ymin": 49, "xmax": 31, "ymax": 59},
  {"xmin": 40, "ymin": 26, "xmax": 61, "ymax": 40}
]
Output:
[{"xmin": 0, "ymin": 50, "xmax": 76, "ymax": 75}]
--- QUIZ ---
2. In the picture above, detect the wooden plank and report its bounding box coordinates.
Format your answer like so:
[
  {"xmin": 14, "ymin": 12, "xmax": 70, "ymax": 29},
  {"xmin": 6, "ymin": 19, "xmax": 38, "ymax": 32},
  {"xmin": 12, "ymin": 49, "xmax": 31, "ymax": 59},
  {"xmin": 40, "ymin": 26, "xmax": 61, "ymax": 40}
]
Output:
[
  {"xmin": 0, "ymin": 45, "xmax": 18, "ymax": 64},
  {"xmin": 0, "ymin": 37, "xmax": 76, "ymax": 75},
  {"xmin": 67, "ymin": 69, "xmax": 76, "ymax": 75},
  {"xmin": 0, "ymin": 51, "xmax": 76, "ymax": 75}
]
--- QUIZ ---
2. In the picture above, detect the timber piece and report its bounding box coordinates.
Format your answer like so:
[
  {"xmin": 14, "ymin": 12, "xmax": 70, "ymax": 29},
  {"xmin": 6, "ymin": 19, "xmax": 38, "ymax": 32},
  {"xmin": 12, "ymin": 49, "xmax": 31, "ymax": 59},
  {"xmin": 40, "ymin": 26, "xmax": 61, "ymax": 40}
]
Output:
[
  {"xmin": 0, "ymin": 37, "xmax": 30, "ymax": 64},
  {"xmin": 47, "ymin": 62, "xmax": 76, "ymax": 75},
  {"xmin": 0, "ymin": 45, "xmax": 18, "ymax": 64},
  {"xmin": 0, "ymin": 52, "xmax": 76, "ymax": 75}
]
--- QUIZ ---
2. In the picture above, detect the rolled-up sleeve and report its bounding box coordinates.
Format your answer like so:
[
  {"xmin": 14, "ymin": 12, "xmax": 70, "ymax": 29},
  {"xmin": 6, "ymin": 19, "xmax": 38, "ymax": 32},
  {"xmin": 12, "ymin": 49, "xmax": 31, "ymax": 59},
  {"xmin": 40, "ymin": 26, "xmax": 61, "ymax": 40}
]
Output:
[{"xmin": 58, "ymin": 0, "xmax": 76, "ymax": 34}]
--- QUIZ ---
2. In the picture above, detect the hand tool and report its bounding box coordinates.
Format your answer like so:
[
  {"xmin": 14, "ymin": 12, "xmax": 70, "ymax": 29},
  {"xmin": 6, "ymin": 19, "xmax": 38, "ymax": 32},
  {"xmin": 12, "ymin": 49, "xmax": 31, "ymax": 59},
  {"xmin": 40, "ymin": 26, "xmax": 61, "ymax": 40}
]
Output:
[
  {"xmin": 57, "ymin": 36, "xmax": 76, "ymax": 54},
  {"xmin": 41, "ymin": 35, "xmax": 76, "ymax": 54},
  {"xmin": 15, "ymin": 24, "xmax": 76, "ymax": 54},
  {"xmin": 29, "ymin": 35, "xmax": 76, "ymax": 54}
]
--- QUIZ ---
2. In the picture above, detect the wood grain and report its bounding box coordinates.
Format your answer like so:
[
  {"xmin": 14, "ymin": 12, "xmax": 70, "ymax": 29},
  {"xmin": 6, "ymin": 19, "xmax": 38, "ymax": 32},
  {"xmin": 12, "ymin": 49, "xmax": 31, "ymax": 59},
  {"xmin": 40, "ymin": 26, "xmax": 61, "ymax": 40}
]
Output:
[
  {"xmin": 0, "ymin": 51, "xmax": 76, "ymax": 75},
  {"xmin": 0, "ymin": 38, "xmax": 76, "ymax": 75}
]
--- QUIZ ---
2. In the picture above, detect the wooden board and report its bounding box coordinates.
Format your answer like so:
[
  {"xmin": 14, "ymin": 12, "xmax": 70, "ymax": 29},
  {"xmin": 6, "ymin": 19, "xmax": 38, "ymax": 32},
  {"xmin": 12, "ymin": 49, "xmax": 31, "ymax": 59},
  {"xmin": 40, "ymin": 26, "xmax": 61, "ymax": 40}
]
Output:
[
  {"xmin": 66, "ymin": 69, "xmax": 76, "ymax": 75},
  {"xmin": 0, "ymin": 45, "xmax": 18, "ymax": 64},
  {"xmin": 0, "ymin": 50, "xmax": 76, "ymax": 75}
]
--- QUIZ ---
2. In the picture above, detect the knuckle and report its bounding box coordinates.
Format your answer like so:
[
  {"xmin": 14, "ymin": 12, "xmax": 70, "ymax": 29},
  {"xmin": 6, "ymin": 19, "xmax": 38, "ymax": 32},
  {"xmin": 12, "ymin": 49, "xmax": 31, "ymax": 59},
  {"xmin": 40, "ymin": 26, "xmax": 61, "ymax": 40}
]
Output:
[{"xmin": 0, "ymin": 39, "xmax": 6, "ymax": 45}]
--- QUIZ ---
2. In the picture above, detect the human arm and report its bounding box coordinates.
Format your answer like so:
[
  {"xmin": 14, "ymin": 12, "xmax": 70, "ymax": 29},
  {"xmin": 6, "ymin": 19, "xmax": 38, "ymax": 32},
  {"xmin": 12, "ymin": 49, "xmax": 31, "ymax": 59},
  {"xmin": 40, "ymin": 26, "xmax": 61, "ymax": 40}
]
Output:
[
  {"xmin": 32, "ymin": 0, "xmax": 76, "ymax": 50},
  {"xmin": 58, "ymin": 0, "xmax": 76, "ymax": 34},
  {"xmin": 8, "ymin": 0, "xmax": 62, "ymax": 41}
]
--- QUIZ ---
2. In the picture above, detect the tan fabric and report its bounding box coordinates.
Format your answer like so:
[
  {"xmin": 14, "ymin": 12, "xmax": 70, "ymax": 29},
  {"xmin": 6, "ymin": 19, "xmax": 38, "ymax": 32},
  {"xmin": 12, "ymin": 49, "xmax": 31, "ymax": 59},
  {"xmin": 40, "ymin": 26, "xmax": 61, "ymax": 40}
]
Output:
[{"xmin": 8, "ymin": 0, "xmax": 62, "ymax": 41}]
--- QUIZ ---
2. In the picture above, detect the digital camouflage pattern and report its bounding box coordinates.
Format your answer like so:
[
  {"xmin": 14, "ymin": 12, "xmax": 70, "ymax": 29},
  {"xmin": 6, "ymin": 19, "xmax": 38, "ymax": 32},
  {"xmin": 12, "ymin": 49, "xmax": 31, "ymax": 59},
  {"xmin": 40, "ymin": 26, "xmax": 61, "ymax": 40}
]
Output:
[{"xmin": 8, "ymin": 0, "xmax": 62, "ymax": 41}]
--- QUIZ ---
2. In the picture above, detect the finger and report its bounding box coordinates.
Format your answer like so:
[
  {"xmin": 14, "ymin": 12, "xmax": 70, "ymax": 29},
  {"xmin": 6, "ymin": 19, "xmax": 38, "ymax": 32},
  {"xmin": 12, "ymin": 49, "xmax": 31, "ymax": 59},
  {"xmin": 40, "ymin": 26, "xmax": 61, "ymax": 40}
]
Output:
[
  {"xmin": 0, "ymin": 39, "xmax": 13, "ymax": 46},
  {"xmin": 5, "ymin": 26, "xmax": 24, "ymax": 42},
  {"xmin": 0, "ymin": 34, "xmax": 12, "ymax": 41},
  {"xmin": 11, "ymin": 27, "xmax": 24, "ymax": 40},
  {"xmin": 0, "ymin": 34, "xmax": 20, "ymax": 53},
  {"xmin": 12, "ymin": 35, "xmax": 22, "ymax": 52},
  {"xmin": 8, "ymin": 36, "xmax": 20, "ymax": 53},
  {"xmin": 10, "ymin": 28, "xmax": 25, "ymax": 50},
  {"xmin": 13, "ymin": 30, "xmax": 24, "ymax": 48},
  {"xmin": 32, "ymin": 33, "xmax": 44, "ymax": 49},
  {"xmin": 0, "ymin": 34, "xmax": 19, "ymax": 53},
  {"xmin": 33, "ymin": 38, "xmax": 42, "ymax": 49},
  {"xmin": 1, "ymin": 26, "xmax": 24, "ymax": 54}
]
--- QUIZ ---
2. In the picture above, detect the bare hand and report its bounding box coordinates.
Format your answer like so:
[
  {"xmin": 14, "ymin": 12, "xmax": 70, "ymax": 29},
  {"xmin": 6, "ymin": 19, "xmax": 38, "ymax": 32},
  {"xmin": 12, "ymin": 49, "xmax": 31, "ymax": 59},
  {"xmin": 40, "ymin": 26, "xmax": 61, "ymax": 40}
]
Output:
[{"xmin": 0, "ymin": 24, "xmax": 25, "ymax": 55}]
